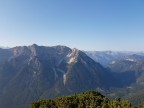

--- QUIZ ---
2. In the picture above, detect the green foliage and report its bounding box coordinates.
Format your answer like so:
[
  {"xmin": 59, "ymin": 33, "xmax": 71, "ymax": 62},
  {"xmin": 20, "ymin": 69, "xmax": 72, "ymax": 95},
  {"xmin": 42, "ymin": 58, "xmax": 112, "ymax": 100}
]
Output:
[
  {"xmin": 30, "ymin": 99, "xmax": 57, "ymax": 108},
  {"xmin": 30, "ymin": 91, "xmax": 135, "ymax": 108}
]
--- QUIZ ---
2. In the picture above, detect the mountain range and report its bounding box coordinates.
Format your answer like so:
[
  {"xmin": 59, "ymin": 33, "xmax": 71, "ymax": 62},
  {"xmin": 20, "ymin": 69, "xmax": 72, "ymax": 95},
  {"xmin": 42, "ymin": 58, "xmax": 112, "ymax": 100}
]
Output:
[
  {"xmin": 85, "ymin": 51, "xmax": 144, "ymax": 66},
  {"xmin": 0, "ymin": 44, "xmax": 144, "ymax": 108},
  {"xmin": 0, "ymin": 44, "xmax": 119, "ymax": 108}
]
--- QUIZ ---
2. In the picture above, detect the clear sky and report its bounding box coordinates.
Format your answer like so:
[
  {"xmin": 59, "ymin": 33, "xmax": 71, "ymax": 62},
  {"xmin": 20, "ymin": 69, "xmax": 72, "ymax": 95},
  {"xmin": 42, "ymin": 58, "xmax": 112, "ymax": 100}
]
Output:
[{"xmin": 0, "ymin": 0, "xmax": 144, "ymax": 51}]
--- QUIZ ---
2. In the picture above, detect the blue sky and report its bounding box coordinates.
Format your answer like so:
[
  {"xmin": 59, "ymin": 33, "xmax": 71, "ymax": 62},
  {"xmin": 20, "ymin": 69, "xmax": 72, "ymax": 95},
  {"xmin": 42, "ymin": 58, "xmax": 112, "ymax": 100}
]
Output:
[{"xmin": 0, "ymin": 0, "xmax": 144, "ymax": 51}]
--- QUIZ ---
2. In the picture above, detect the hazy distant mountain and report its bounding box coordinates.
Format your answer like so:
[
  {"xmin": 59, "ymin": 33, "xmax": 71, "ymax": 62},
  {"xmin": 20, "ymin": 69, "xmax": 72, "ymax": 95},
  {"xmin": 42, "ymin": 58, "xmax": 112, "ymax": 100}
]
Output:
[
  {"xmin": 0, "ymin": 46, "xmax": 10, "ymax": 49},
  {"xmin": 85, "ymin": 51, "xmax": 144, "ymax": 66},
  {"xmin": 0, "ymin": 44, "xmax": 118, "ymax": 108},
  {"xmin": 99, "ymin": 54, "xmax": 144, "ymax": 105},
  {"xmin": 108, "ymin": 54, "xmax": 144, "ymax": 84},
  {"xmin": 109, "ymin": 54, "xmax": 144, "ymax": 73},
  {"xmin": 86, "ymin": 51, "xmax": 144, "ymax": 104},
  {"xmin": 85, "ymin": 51, "xmax": 128, "ymax": 66}
]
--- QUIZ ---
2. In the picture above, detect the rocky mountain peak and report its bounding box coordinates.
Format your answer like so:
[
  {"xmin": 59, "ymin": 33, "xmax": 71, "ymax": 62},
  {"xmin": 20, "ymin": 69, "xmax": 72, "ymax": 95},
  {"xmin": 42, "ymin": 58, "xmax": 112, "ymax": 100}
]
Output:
[
  {"xmin": 31, "ymin": 44, "xmax": 38, "ymax": 47},
  {"xmin": 66, "ymin": 48, "xmax": 80, "ymax": 64},
  {"xmin": 28, "ymin": 44, "xmax": 39, "ymax": 56}
]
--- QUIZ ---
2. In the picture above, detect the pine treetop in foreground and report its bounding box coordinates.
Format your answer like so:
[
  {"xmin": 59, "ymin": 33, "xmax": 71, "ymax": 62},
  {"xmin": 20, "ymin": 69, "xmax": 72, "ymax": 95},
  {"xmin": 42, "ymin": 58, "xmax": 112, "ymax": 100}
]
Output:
[{"xmin": 30, "ymin": 91, "xmax": 138, "ymax": 108}]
